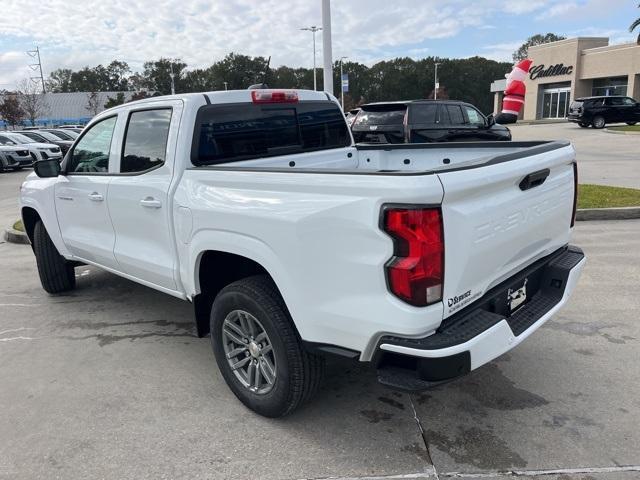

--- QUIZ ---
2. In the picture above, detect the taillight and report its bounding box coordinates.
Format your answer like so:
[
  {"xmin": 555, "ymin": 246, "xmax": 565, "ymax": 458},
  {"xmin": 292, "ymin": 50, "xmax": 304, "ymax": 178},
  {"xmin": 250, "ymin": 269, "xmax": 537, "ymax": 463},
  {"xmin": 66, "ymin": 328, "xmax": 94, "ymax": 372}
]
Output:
[
  {"xmin": 571, "ymin": 162, "xmax": 578, "ymax": 227},
  {"xmin": 382, "ymin": 207, "xmax": 444, "ymax": 307},
  {"xmin": 251, "ymin": 90, "xmax": 298, "ymax": 104}
]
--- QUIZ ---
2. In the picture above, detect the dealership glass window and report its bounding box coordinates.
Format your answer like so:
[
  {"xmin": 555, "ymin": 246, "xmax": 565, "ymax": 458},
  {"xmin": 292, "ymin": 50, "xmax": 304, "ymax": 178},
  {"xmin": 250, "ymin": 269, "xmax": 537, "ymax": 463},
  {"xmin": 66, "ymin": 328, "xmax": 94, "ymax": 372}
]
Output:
[{"xmin": 592, "ymin": 76, "xmax": 628, "ymax": 97}]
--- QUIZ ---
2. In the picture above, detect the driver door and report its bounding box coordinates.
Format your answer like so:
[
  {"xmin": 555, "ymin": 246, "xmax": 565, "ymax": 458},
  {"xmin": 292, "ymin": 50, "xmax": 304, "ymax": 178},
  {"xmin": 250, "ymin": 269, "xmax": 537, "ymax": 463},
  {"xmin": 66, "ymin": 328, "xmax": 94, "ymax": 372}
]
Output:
[{"xmin": 54, "ymin": 115, "xmax": 121, "ymax": 269}]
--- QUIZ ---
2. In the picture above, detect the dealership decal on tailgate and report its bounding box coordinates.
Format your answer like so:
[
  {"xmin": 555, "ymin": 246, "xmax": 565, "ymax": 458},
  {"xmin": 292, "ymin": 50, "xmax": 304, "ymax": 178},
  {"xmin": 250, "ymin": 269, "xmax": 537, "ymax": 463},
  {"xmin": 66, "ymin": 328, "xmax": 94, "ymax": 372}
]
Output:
[{"xmin": 447, "ymin": 289, "xmax": 481, "ymax": 314}]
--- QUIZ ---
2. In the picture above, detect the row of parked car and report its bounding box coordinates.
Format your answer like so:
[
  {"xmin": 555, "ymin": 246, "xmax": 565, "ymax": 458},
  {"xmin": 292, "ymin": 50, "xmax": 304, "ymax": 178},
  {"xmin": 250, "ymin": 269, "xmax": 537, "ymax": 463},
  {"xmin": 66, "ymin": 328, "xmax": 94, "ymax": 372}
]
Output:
[
  {"xmin": 0, "ymin": 126, "xmax": 83, "ymax": 172},
  {"xmin": 345, "ymin": 99, "xmax": 512, "ymax": 144}
]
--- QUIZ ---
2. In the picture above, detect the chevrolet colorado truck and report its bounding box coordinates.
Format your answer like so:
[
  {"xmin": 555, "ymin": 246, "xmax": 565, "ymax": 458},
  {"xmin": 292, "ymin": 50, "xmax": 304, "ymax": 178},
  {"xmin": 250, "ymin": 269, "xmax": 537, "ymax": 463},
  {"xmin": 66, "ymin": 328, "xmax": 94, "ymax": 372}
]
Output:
[{"xmin": 20, "ymin": 89, "xmax": 585, "ymax": 417}]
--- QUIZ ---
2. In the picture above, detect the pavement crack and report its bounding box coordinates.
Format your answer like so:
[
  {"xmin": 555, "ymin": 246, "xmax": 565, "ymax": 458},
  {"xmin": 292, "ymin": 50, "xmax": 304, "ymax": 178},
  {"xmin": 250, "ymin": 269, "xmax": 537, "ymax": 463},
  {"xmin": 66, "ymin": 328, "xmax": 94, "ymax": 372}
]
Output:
[{"xmin": 408, "ymin": 395, "xmax": 440, "ymax": 480}]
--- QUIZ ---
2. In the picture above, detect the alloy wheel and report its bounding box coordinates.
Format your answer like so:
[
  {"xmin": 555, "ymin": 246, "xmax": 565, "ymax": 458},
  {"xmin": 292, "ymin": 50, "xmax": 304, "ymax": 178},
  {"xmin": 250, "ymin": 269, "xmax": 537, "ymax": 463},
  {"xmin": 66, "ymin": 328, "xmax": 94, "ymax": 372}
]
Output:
[{"xmin": 221, "ymin": 310, "xmax": 277, "ymax": 394}]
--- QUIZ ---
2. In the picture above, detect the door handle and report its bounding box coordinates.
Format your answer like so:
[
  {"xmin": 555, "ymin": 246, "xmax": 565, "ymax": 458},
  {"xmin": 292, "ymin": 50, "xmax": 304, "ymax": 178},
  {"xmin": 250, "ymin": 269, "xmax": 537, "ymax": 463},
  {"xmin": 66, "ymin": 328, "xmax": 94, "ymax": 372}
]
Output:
[
  {"xmin": 140, "ymin": 197, "xmax": 162, "ymax": 209},
  {"xmin": 519, "ymin": 169, "xmax": 550, "ymax": 191},
  {"xmin": 88, "ymin": 192, "xmax": 104, "ymax": 202}
]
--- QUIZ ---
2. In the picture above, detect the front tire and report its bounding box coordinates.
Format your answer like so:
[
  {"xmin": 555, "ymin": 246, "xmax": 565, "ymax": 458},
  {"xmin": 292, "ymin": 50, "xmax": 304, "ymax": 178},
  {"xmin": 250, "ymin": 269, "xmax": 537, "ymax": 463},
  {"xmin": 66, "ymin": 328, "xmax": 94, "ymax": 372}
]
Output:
[
  {"xmin": 592, "ymin": 116, "xmax": 606, "ymax": 129},
  {"xmin": 626, "ymin": 122, "xmax": 637, "ymax": 126},
  {"xmin": 33, "ymin": 220, "xmax": 76, "ymax": 294},
  {"xmin": 210, "ymin": 275, "xmax": 324, "ymax": 417}
]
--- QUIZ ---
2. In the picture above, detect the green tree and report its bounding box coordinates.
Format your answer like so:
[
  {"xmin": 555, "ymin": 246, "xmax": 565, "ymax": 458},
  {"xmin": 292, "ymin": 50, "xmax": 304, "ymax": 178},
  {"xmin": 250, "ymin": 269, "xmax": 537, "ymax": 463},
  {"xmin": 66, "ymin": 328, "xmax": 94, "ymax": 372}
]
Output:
[
  {"xmin": 139, "ymin": 58, "xmax": 188, "ymax": 95},
  {"xmin": 513, "ymin": 33, "xmax": 566, "ymax": 61},
  {"xmin": 630, "ymin": 4, "xmax": 640, "ymax": 44},
  {"xmin": 104, "ymin": 92, "xmax": 126, "ymax": 109},
  {"xmin": 46, "ymin": 68, "xmax": 74, "ymax": 92},
  {"xmin": 0, "ymin": 95, "xmax": 26, "ymax": 128}
]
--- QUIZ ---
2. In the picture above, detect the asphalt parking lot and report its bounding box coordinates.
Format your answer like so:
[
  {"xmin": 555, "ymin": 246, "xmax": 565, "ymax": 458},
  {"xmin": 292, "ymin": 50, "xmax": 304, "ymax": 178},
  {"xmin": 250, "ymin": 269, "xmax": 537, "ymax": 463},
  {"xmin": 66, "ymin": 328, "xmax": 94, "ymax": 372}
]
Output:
[
  {"xmin": 510, "ymin": 122, "xmax": 640, "ymax": 189},
  {"xmin": 1, "ymin": 127, "xmax": 639, "ymax": 479}
]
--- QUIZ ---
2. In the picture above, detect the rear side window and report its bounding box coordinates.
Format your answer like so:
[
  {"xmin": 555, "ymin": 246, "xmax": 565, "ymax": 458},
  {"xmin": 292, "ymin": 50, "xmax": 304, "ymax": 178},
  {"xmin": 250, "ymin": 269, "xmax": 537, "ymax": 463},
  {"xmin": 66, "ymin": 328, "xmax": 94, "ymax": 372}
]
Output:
[
  {"xmin": 410, "ymin": 104, "xmax": 437, "ymax": 124},
  {"xmin": 443, "ymin": 105, "xmax": 465, "ymax": 125},
  {"xmin": 353, "ymin": 106, "xmax": 406, "ymax": 127},
  {"xmin": 193, "ymin": 101, "xmax": 351, "ymax": 165},
  {"xmin": 121, "ymin": 109, "xmax": 172, "ymax": 173}
]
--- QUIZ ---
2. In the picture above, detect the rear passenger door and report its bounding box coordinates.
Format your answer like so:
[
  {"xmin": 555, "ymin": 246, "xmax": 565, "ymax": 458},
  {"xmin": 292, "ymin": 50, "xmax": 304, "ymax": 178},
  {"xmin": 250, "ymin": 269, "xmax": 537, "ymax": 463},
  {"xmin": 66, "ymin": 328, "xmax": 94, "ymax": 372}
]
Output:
[
  {"xmin": 438, "ymin": 104, "xmax": 467, "ymax": 142},
  {"xmin": 408, "ymin": 103, "xmax": 440, "ymax": 142},
  {"xmin": 107, "ymin": 102, "xmax": 183, "ymax": 290}
]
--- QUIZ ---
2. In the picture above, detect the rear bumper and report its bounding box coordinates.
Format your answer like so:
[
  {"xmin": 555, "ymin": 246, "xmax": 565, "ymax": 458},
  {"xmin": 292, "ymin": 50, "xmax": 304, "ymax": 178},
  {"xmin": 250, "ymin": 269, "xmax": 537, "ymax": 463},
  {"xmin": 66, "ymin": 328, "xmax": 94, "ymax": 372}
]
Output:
[{"xmin": 375, "ymin": 245, "xmax": 585, "ymax": 391}]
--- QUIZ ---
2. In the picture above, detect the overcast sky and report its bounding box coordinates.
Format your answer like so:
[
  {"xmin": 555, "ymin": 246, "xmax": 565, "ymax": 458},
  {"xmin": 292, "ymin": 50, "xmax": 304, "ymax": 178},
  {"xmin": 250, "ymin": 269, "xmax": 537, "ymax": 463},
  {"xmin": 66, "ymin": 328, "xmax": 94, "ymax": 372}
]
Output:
[{"xmin": 0, "ymin": 0, "xmax": 636, "ymax": 90}]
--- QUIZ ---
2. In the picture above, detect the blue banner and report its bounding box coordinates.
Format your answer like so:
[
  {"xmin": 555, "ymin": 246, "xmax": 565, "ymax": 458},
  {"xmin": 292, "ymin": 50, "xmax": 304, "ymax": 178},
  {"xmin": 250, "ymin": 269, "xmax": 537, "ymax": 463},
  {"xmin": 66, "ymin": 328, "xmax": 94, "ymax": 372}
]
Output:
[{"xmin": 341, "ymin": 73, "xmax": 349, "ymax": 93}]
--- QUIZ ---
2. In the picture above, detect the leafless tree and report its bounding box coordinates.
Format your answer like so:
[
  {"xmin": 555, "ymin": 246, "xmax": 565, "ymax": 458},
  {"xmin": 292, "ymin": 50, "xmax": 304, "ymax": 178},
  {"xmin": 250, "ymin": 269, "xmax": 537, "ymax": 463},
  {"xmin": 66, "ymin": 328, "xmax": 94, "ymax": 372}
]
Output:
[
  {"xmin": 86, "ymin": 91, "xmax": 101, "ymax": 117},
  {"xmin": 17, "ymin": 79, "xmax": 47, "ymax": 126},
  {"xmin": 0, "ymin": 94, "xmax": 26, "ymax": 128}
]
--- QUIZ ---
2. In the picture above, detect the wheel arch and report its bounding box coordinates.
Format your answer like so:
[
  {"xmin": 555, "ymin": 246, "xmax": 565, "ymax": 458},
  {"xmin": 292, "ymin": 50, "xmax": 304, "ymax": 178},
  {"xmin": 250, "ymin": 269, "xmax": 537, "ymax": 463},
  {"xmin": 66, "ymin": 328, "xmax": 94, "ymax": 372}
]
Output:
[
  {"xmin": 21, "ymin": 206, "xmax": 41, "ymax": 247},
  {"xmin": 192, "ymin": 249, "xmax": 293, "ymax": 339}
]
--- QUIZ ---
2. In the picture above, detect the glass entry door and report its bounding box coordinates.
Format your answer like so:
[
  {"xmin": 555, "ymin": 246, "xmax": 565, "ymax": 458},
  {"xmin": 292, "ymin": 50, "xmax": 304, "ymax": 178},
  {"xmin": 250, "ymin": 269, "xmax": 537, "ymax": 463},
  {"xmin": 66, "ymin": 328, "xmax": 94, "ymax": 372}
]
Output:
[{"xmin": 542, "ymin": 88, "xmax": 571, "ymax": 118}]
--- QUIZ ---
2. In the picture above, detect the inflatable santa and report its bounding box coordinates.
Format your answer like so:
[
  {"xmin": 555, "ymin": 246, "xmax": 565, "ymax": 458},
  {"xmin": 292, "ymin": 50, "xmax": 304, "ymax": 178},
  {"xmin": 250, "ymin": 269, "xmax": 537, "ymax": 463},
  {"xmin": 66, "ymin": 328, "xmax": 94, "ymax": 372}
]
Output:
[{"xmin": 494, "ymin": 59, "xmax": 533, "ymax": 124}]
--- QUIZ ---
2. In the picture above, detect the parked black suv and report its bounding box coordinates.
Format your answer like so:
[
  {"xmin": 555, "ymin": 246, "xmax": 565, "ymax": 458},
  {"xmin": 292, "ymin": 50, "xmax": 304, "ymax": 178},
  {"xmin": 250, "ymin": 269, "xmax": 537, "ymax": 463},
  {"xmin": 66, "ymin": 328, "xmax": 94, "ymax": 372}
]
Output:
[
  {"xmin": 351, "ymin": 100, "xmax": 511, "ymax": 143},
  {"xmin": 568, "ymin": 96, "xmax": 640, "ymax": 129}
]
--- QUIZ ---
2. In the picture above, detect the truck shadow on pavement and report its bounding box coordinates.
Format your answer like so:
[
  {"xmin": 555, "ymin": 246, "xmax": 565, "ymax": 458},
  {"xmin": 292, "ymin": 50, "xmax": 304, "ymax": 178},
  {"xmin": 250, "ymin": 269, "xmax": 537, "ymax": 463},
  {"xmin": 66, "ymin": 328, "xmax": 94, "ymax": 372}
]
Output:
[{"xmin": 6, "ymin": 261, "xmax": 636, "ymax": 478}]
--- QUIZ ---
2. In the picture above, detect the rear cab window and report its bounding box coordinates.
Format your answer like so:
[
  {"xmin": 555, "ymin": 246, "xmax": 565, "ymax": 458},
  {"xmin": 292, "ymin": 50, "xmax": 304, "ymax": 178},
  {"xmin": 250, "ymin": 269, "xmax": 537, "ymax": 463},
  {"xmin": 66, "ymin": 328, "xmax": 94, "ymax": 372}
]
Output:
[
  {"xmin": 353, "ymin": 105, "xmax": 407, "ymax": 128},
  {"xmin": 192, "ymin": 101, "xmax": 351, "ymax": 166}
]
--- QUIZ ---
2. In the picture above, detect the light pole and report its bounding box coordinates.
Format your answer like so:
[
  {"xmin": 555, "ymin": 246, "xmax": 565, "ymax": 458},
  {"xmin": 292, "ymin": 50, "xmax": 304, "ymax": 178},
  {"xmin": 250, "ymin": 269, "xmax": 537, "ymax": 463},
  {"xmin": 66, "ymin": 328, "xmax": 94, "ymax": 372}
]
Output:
[
  {"xmin": 301, "ymin": 26, "xmax": 322, "ymax": 90},
  {"xmin": 434, "ymin": 62, "xmax": 441, "ymax": 100},
  {"xmin": 321, "ymin": 0, "xmax": 334, "ymax": 94},
  {"xmin": 339, "ymin": 56, "xmax": 348, "ymax": 110},
  {"xmin": 169, "ymin": 63, "xmax": 176, "ymax": 95}
]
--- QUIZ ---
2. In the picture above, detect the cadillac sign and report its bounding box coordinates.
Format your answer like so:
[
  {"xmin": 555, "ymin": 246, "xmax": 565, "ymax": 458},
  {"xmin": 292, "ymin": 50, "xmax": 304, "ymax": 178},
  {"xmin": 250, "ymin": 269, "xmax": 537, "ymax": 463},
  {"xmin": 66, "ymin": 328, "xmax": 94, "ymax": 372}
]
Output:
[{"xmin": 529, "ymin": 63, "xmax": 574, "ymax": 80}]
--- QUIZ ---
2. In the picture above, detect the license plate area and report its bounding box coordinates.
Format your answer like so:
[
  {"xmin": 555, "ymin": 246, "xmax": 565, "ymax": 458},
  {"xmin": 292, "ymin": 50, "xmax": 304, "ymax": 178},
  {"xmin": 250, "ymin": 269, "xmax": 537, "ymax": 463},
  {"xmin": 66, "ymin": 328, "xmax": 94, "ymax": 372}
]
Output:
[{"xmin": 507, "ymin": 279, "xmax": 528, "ymax": 313}]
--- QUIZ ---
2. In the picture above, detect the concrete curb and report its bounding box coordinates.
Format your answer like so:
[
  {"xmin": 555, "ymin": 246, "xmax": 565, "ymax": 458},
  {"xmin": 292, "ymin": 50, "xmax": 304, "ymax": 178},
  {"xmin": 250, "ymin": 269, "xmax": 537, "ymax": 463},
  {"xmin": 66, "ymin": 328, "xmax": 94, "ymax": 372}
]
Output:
[
  {"xmin": 3, "ymin": 228, "xmax": 30, "ymax": 245},
  {"xmin": 604, "ymin": 128, "xmax": 640, "ymax": 135},
  {"xmin": 576, "ymin": 206, "xmax": 640, "ymax": 221}
]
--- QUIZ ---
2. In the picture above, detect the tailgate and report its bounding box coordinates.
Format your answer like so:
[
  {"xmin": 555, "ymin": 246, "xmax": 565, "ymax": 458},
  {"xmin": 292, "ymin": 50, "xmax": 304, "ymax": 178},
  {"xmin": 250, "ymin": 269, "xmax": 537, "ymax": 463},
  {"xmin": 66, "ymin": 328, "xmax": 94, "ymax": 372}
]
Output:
[{"xmin": 437, "ymin": 142, "xmax": 576, "ymax": 318}]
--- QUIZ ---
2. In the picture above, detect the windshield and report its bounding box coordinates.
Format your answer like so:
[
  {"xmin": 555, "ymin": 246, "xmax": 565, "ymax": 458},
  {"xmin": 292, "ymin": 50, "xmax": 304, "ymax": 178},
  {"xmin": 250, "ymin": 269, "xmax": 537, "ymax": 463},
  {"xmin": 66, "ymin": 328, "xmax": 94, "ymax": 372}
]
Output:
[
  {"xmin": 7, "ymin": 133, "xmax": 36, "ymax": 144},
  {"xmin": 0, "ymin": 136, "xmax": 17, "ymax": 145},
  {"xmin": 29, "ymin": 131, "xmax": 61, "ymax": 142},
  {"xmin": 45, "ymin": 130, "xmax": 74, "ymax": 140}
]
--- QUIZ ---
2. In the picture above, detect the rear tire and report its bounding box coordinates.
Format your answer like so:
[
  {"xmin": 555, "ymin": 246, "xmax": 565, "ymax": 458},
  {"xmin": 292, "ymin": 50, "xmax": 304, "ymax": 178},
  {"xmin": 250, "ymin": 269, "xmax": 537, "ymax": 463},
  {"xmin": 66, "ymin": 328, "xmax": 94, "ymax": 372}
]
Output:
[
  {"xmin": 592, "ymin": 116, "xmax": 606, "ymax": 129},
  {"xmin": 626, "ymin": 122, "xmax": 637, "ymax": 126},
  {"xmin": 33, "ymin": 220, "xmax": 76, "ymax": 294},
  {"xmin": 210, "ymin": 275, "xmax": 324, "ymax": 417}
]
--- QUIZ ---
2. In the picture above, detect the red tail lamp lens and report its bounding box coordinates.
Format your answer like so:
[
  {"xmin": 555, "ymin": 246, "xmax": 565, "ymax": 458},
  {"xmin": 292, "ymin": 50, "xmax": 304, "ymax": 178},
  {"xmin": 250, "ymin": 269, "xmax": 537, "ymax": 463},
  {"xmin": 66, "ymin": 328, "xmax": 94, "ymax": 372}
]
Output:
[{"xmin": 383, "ymin": 207, "xmax": 444, "ymax": 306}]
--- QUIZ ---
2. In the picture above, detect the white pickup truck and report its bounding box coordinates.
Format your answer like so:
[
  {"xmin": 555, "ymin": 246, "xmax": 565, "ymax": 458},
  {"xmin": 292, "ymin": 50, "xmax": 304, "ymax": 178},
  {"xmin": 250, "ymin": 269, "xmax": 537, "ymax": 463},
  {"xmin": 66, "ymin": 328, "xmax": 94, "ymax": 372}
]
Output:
[{"xmin": 20, "ymin": 89, "xmax": 585, "ymax": 417}]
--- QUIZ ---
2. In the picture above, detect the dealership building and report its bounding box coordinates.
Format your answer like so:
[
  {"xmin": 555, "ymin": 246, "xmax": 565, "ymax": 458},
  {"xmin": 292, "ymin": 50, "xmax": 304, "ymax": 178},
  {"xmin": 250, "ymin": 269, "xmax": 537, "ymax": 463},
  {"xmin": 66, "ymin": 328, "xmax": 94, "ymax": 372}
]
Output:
[{"xmin": 491, "ymin": 37, "xmax": 640, "ymax": 120}]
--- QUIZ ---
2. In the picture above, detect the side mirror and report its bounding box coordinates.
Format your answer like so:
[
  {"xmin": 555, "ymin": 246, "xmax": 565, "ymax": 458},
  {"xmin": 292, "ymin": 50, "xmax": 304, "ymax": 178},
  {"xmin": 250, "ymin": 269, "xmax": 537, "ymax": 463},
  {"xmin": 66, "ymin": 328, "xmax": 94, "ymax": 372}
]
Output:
[
  {"xmin": 33, "ymin": 159, "xmax": 61, "ymax": 178},
  {"xmin": 486, "ymin": 114, "xmax": 496, "ymax": 127}
]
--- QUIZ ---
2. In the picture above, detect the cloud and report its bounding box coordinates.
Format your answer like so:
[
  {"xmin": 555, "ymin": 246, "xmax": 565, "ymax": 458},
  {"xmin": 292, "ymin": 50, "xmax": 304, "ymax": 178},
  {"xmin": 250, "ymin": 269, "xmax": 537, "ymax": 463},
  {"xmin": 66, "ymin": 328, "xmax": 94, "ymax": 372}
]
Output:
[
  {"xmin": 0, "ymin": 0, "xmax": 631, "ymax": 90},
  {"xmin": 0, "ymin": 0, "xmax": 506, "ymax": 88},
  {"xmin": 535, "ymin": 2, "xmax": 579, "ymax": 20},
  {"xmin": 481, "ymin": 42, "xmax": 523, "ymax": 62}
]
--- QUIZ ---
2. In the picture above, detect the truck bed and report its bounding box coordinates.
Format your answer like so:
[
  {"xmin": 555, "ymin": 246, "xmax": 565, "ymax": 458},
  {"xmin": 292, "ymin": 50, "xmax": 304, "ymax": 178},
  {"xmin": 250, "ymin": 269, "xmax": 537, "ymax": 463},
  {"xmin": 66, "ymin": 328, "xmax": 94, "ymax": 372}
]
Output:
[{"xmin": 199, "ymin": 141, "xmax": 570, "ymax": 175}]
